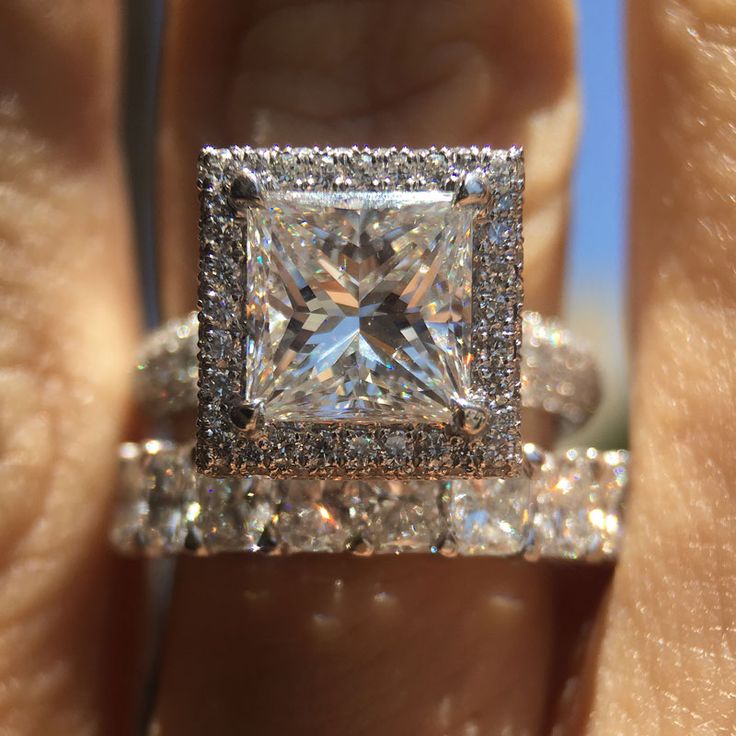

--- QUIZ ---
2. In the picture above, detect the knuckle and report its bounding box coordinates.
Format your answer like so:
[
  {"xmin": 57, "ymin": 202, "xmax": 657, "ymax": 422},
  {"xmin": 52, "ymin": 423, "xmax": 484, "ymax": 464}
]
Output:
[
  {"xmin": 227, "ymin": 1, "xmax": 578, "ymax": 147},
  {"xmin": 232, "ymin": 2, "xmax": 494, "ymax": 144}
]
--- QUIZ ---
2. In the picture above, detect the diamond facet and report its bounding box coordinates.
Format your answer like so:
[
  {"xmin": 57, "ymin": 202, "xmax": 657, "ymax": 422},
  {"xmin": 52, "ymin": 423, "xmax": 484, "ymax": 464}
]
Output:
[
  {"xmin": 276, "ymin": 481, "xmax": 349, "ymax": 552},
  {"xmin": 113, "ymin": 441, "xmax": 204, "ymax": 554},
  {"xmin": 196, "ymin": 476, "xmax": 275, "ymax": 552},
  {"xmin": 448, "ymin": 476, "xmax": 532, "ymax": 556},
  {"xmin": 373, "ymin": 482, "xmax": 441, "ymax": 553},
  {"xmin": 342, "ymin": 480, "xmax": 441, "ymax": 554},
  {"xmin": 532, "ymin": 448, "xmax": 628, "ymax": 560},
  {"xmin": 245, "ymin": 191, "xmax": 473, "ymax": 424},
  {"xmin": 196, "ymin": 146, "xmax": 524, "ymax": 480},
  {"xmin": 113, "ymin": 440, "xmax": 628, "ymax": 560}
]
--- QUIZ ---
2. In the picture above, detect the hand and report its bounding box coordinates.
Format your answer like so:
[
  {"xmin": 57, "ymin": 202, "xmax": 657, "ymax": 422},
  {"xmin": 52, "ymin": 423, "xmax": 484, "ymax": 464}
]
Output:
[{"xmin": 1, "ymin": 1, "xmax": 734, "ymax": 734}]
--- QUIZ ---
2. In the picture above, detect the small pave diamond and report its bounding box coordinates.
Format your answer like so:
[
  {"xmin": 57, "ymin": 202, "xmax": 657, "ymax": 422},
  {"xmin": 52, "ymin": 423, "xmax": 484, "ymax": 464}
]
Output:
[
  {"xmin": 134, "ymin": 313, "xmax": 199, "ymax": 416},
  {"xmin": 246, "ymin": 191, "xmax": 473, "ymax": 424}
]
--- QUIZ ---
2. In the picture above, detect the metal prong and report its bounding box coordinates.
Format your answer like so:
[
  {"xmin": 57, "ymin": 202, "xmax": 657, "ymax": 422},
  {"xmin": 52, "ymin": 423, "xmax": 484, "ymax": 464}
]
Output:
[
  {"xmin": 230, "ymin": 401, "xmax": 265, "ymax": 434},
  {"xmin": 522, "ymin": 538, "xmax": 541, "ymax": 564},
  {"xmin": 230, "ymin": 169, "xmax": 264, "ymax": 213},
  {"xmin": 452, "ymin": 399, "xmax": 490, "ymax": 437},
  {"xmin": 452, "ymin": 171, "xmax": 490, "ymax": 207},
  {"xmin": 522, "ymin": 442, "xmax": 547, "ymax": 478},
  {"xmin": 348, "ymin": 537, "xmax": 375, "ymax": 557},
  {"xmin": 436, "ymin": 534, "xmax": 458, "ymax": 558},
  {"xmin": 183, "ymin": 525, "xmax": 204, "ymax": 554},
  {"xmin": 256, "ymin": 526, "xmax": 280, "ymax": 555}
]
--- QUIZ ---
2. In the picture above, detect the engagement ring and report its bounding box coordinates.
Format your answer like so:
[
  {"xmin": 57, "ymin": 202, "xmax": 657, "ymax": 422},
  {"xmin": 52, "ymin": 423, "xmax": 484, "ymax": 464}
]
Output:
[{"xmin": 116, "ymin": 144, "xmax": 628, "ymax": 564}]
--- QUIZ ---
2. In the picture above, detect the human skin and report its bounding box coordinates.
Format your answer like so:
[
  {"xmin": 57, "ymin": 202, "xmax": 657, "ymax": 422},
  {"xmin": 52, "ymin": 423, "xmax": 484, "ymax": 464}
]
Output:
[{"xmin": 0, "ymin": 1, "xmax": 735, "ymax": 734}]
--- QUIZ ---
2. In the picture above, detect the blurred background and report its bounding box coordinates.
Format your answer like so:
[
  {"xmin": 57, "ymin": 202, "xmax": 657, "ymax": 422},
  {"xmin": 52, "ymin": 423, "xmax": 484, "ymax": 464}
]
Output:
[
  {"xmin": 124, "ymin": 0, "xmax": 629, "ymax": 449},
  {"xmin": 566, "ymin": 0, "xmax": 628, "ymax": 449}
]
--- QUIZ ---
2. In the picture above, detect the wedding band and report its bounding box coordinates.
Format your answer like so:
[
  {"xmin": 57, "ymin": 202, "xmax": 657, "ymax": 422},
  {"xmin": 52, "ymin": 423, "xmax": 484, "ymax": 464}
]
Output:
[
  {"xmin": 111, "ymin": 441, "xmax": 627, "ymax": 561},
  {"xmin": 135, "ymin": 310, "xmax": 601, "ymax": 431}
]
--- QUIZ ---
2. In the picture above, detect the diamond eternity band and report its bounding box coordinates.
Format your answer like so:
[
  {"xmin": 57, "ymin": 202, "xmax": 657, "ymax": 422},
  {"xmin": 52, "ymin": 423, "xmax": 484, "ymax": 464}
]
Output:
[
  {"xmin": 135, "ymin": 311, "xmax": 601, "ymax": 431},
  {"xmin": 111, "ymin": 441, "xmax": 627, "ymax": 561}
]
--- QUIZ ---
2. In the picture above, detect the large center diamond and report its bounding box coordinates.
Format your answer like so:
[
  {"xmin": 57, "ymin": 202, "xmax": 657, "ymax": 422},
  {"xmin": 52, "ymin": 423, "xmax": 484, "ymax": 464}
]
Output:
[{"xmin": 245, "ymin": 190, "xmax": 473, "ymax": 423}]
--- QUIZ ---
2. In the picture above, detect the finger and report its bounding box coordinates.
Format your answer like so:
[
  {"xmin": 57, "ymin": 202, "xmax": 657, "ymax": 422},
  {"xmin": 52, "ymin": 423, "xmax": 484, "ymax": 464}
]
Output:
[
  {"xmin": 566, "ymin": 1, "xmax": 736, "ymax": 733},
  {"xmin": 157, "ymin": 0, "xmax": 578, "ymax": 320},
  {"xmin": 154, "ymin": 2, "xmax": 581, "ymax": 734},
  {"xmin": 0, "ymin": 2, "xmax": 144, "ymax": 733}
]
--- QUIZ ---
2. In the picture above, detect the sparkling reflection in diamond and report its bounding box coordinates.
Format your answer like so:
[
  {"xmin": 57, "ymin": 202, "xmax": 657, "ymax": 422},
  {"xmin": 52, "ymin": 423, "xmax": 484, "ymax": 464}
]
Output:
[
  {"xmin": 343, "ymin": 480, "xmax": 441, "ymax": 554},
  {"xmin": 196, "ymin": 476, "xmax": 275, "ymax": 552},
  {"xmin": 532, "ymin": 448, "xmax": 628, "ymax": 559},
  {"xmin": 276, "ymin": 481, "xmax": 350, "ymax": 552},
  {"xmin": 246, "ymin": 191, "xmax": 473, "ymax": 423},
  {"xmin": 448, "ymin": 476, "xmax": 533, "ymax": 556}
]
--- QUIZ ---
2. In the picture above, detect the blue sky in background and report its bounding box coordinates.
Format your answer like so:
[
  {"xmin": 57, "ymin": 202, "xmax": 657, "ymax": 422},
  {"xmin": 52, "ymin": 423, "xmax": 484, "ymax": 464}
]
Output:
[
  {"xmin": 564, "ymin": 0, "xmax": 628, "ymax": 446},
  {"xmin": 568, "ymin": 0, "xmax": 627, "ymax": 315}
]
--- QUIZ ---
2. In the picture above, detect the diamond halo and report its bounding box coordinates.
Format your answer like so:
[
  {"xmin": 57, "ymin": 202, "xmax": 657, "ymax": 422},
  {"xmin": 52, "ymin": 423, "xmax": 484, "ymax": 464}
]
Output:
[{"xmin": 196, "ymin": 146, "xmax": 524, "ymax": 479}]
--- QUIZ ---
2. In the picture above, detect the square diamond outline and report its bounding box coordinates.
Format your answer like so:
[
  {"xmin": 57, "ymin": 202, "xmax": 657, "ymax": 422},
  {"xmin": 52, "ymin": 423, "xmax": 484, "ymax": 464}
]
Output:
[
  {"xmin": 196, "ymin": 145, "xmax": 524, "ymax": 479},
  {"xmin": 245, "ymin": 188, "xmax": 474, "ymax": 424}
]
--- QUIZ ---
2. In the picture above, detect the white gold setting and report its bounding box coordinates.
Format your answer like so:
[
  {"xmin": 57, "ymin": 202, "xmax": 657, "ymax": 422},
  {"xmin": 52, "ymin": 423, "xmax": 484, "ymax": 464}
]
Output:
[
  {"xmin": 196, "ymin": 145, "xmax": 524, "ymax": 479},
  {"xmin": 111, "ymin": 441, "xmax": 627, "ymax": 561}
]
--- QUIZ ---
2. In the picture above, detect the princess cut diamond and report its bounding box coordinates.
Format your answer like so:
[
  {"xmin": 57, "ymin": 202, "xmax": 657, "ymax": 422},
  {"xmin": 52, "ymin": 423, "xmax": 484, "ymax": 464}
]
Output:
[
  {"xmin": 532, "ymin": 448, "xmax": 628, "ymax": 560},
  {"xmin": 448, "ymin": 476, "xmax": 532, "ymax": 556},
  {"xmin": 245, "ymin": 191, "xmax": 473, "ymax": 424}
]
